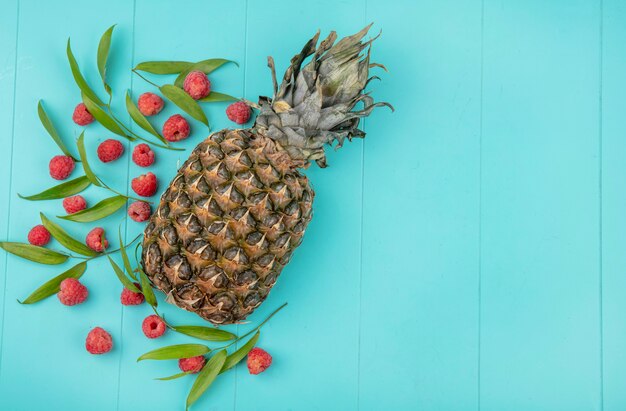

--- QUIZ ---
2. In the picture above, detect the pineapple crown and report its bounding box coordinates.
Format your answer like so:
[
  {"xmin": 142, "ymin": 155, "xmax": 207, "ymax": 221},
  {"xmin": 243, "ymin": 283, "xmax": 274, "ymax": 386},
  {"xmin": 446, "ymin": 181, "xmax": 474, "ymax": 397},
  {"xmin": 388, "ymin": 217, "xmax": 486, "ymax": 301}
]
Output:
[{"xmin": 253, "ymin": 24, "xmax": 392, "ymax": 168}]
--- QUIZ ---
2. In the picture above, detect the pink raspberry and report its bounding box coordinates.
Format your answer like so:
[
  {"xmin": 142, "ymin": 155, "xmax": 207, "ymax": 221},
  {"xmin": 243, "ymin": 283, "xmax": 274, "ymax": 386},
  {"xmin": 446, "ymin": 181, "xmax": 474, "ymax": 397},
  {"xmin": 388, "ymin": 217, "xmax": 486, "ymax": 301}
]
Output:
[
  {"xmin": 62, "ymin": 195, "xmax": 87, "ymax": 214},
  {"xmin": 57, "ymin": 278, "xmax": 88, "ymax": 306},
  {"xmin": 128, "ymin": 201, "xmax": 151, "ymax": 222},
  {"xmin": 27, "ymin": 225, "xmax": 50, "ymax": 246},
  {"xmin": 137, "ymin": 92, "xmax": 164, "ymax": 116},
  {"xmin": 86, "ymin": 227, "xmax": 108, "ymax": 252},
  {"xmin": 226, "ymin": 101, "xmax": 251, "ymax": 125},
  {"xmin": 183, "ymin": 71, "xmax": 211, "ymax": 100},
  {"xmin": 121, "ymin": 282, "xmax": 144, "ymax": 306},
  {"xmin": 247, "ymin": 347, "xmax": 272, "ymax": 375},
  {"xmin": 86, "ymin": 327, "xmax": 113, "ymax": 354},
  {"xmin": 72, "ymin": 103, "xmax": 94, "ymax": 126},
  {"xmin": 162, "ymin": 114, "xmax": 190, "ymax": 142},
  {"xmin": 131, "ymin": 172, "xmax": 158, "ymax": 197},
  {"xmin": 132, "ymin": 144, "xmax": 155, "ymax": 167},
  {"xmin": 97, "ymin": 139, "xmax": 124, "ymax": 163},
  {"xmin": 49, "ymin": 155, "xmax": 75, "ymax": 180},
  {"xmin": 142, "ymin": 314, "xmax": 166, "ymax": 339},
  {"xmin": 179, "ymin": 356, "xmax": 206, "ymax": 373}
]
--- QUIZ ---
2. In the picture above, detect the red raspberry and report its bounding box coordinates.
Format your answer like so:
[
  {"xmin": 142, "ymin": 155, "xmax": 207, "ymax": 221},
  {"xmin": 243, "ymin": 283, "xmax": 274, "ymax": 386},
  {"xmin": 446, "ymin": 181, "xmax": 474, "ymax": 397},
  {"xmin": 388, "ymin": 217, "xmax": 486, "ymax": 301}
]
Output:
[
  {"xmin": 57, "ymin": 278, "xmax": 88, "ymax": 306},
  {"xmin": 247, "ymin": 347, "xmax": 272, "ymax": 375},
  {"xmin": 62, "ymin": 195, "xmax": 87, "ymax": 214},
  {"xmin": 162, "ymin": 115, "xmax": 190, "ymax": 142},
  {"xmin": 142, "ymin": 314, "xmax": 166, "ymax": 339},
  {"xmin": 49, "ymin": 155, "xmax": 75, "ymax": 180},
  {"xmin": 226, "ymin": 102, "xmax": 251, "ymax": 125},
  {"xmin": 183, "ymin": 71, "xmax": 211, "ymax": 100},
  {"xmin": 179, "ymin": 356, "xmax": 206, "ymax": 373},
  {"xmin": 131, "ymin": 172, "xmax": 158, "ymax": 197},
  {"xmin": 27, "ymin": 225, "xmax": 50, "ymax": 246},
  {"xmin": 121, "ymin": 282, "xmax": 144, "ymax": 306},
  {"xmin": 86, "ymin": 227, "xmax": 108, "ymax": 252},
  {"xmin": 128, "ymin": 201, "xmax": 151, "ymax": 222},
  {"xmin": 72, "ymin": 103, "xmax": 94, "ymax": 126},
  {"xmin": 132, "ymin": 144, "xmax": 155, "ymax": 167},
  {"xmin": 86, "ymin": 327, "xmax": 113, "ymax": 354},
  {"xmin": 97, "ymin": 139, "xmax": 124, "ymax": 163},
  {"xmin": 137, "ymin": 92, "xmax": 164, "ymax": 116}
]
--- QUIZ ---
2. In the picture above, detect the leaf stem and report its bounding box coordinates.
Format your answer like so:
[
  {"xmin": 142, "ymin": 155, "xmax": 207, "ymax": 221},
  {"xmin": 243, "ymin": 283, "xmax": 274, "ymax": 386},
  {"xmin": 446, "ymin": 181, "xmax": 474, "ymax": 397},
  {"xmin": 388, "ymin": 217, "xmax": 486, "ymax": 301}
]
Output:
[
  {"xmin": 222, "ymin": 302, "xmax": 288, "ymax": 349},
  {"xmin": 132, "ymin": 70, "xmax": 160, "ymax": 88}
]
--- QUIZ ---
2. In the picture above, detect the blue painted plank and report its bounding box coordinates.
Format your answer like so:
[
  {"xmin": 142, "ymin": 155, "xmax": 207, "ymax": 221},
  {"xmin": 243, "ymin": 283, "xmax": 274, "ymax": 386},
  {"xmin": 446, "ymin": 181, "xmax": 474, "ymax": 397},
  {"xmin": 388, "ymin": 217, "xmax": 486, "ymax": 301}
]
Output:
[
  {"xmin": 601, "ymin": 1, "xmax": 626, "ymax": 410},
  {"xmin": 480, "ymin": 1, "xmax": 601, "ymax": 410},
  {"xmin": 360, "ymin": 1, "xmax": 481, "ymax": 410}
]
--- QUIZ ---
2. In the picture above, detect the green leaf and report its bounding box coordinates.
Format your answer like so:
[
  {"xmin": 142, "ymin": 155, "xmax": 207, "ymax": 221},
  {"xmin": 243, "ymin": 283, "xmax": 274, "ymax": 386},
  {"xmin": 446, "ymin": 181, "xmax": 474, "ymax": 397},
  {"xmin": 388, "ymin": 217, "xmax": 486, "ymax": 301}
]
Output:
[
  {"xmin": 186, "ymin": 350, "xmax": 227, "ymax": 410},
  {"xmin": 37, "ymin": 101, "xmax": 77, "ymax": 160},
  {"xmin": 67, "ymin": 39, "xmax": 104, "ymax": 106},
  {"xmin": 19, "ymin": 262, "xmax": 87, "ymax": 304},
  {"xmin": 97, "ymin": 25, "xmax": 115, "ymax": 95},
  {"xmin": 0, "ymin": 242, "xmax": 68, "ymax": 265},
  {"xmin": 125, "ymin": 91, "xmax": 167, "ymax": 144},
  {"xmin": 160, "ymin": 84, "xmax": 209, "ymax": 128},
  {"xmin": 155, "ymin": 372, "xmax": 191, "ymax": 381},
  {"xmin": 76, "ymin": 131, "xmax": 102, "ymax": 187},
  {"xmin": 107, "ymin": 256, "xmax": 140, "ymax": 292},
  {"xmin": 40, "ymin": 213, "xmax": 97, "ymax": 257},
  {"xmin": 137, "ymin": 344, "xmax": 210, "ymax": 362},
  {"xmin": 82, "ymin": 93, "xmax": 132, "ymax": 139},
  {"xmin": 18, "ymin": 176, "xmax": 91, "ymax": 201},
  {"xmin": 220, "ymin": 331, "xmax": 259, "ymax": 374},
  {"xmin": 134, "ymin": 61, "xmax": 193, "ymax": 74},
  {"xmin": 138, "ymin": 268, "xmax": 157, "ymax": 308},
  {"xmin": 58, "ymin": 195, "xmax": 127, "ymax": 223},
  {"xmin": 173, "ymin": 325, "xmax": 236, "ymax": 342},
  {"xmin": 198, "ymin": 92, "xmax": 238, "ymax": 103},
  {"xmin": 118, "ymin": 228, "xmax": 136, "ymax": 281},
  {"xmin": 173, "ymin": 59, "xmax": 236, "ymax": 88}
]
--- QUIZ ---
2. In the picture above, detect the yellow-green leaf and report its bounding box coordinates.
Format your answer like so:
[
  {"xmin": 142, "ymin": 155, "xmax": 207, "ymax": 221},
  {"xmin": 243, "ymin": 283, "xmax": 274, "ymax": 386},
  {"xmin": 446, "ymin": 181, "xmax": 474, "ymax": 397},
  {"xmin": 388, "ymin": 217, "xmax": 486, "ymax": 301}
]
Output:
[
  {"xmin": 118, "ymin": 227, "xmax": 136, "ymax": 280},
  {"xmin": 172, "ymin": 325, "xmax": 236, "ymax": 342},
  {"xmin": 134, "ymin": 61, "xmax": 193, "ymax": 74},
  {"xmin": 58, "ymin": 195, "xmax": 127, "ymax": 223},
  {"xmin": 125, "ymin": 90, "xmax": 167, "ymax": 144},
  {"xmin": 220, "ymin": 331, "xmax": 259, "ymax": 374},
  {"xmin": 138, "ymin": 268, "xmax": 157, "ymax": 308},
  {"xmin": 107, "ymin": 256, "xmax": 140, "ymax": 292},
  {"xmin": 138, "ymin": 344, "xmax": 210, "ymax": 361},
  {"xmin": 186, "ymin": 350, "xmax": 227, "ymax": 410},
  {"xmin": 19, "ymin": 262, "xmax": 87, "ymax": 304},
  {"xmin": 97, "ymin": 24, "xmax": 115, "ymax": 95},
  {"xmin": 155, "ymin": 372, "xmax": 190, "ymax": 381},
  {"xmin": 18, "ymin": 176, "xmax": 91, "ymax": 201},
  {"xmin": 82, "ymin": 93, "xmax": 132, "ymax": 139},
  {"xmin": 173, "ymin": 59, "xmax": 236, "ymax": 88},
  {"xmin": 198, "ymin": 92, "xmax": 238, "ymax": 103},
  {"xmin": 160, "ymin": 84, "xmax": 209, "ymax": 128},
  {"xmin": 38, "ymin": 100, "xmax": 77, "ymax": 160},
  {"xmin": 67, "ymin": 39, "xmax": 104, "ymax": 106},
  {"xmin": 76, "ymin": 131, "xmax": 101, "ymax": 187},
  {"xmin": 0, "ymin": 242, "xmax": 68, "ymax": 265},
  {"xmin": 40, "ymin": 213, "xmax": 96, "ymax": 257}
]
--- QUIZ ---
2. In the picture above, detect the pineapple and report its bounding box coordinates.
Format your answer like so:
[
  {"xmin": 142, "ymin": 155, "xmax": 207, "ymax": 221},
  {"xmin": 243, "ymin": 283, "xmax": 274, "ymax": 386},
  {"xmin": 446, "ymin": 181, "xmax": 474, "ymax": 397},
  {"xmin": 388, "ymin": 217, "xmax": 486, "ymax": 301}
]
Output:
[{"xmin": 141, "ymin": 25, "xmax": 391, "ymax": 324}]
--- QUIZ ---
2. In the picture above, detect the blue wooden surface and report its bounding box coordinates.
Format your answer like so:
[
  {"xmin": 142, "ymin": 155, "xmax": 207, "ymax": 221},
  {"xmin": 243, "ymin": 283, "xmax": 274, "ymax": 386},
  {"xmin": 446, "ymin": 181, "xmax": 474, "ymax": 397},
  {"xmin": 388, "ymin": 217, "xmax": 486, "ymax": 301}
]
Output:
[{"xmin": 0, "ymin": 0, "xmax": 624, "ymax": 410}]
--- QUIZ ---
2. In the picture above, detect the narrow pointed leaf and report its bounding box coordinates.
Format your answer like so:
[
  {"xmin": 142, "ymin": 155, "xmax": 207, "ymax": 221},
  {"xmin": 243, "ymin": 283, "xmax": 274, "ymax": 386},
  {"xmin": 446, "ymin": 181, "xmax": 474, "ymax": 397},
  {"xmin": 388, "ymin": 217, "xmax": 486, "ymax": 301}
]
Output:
[
  {"xmin": 160, "ymin": 85, "xmax": 209, "ymax": 127},
  {"xmin": 108, "ymin": 256, "xmax": 140, "ymax": 292},
  {"xmin": 67, "ymin": 39, "xmax": 104, "ymax": 106},
  {"xmin": 125, "ymin": 91, "xmax": 167, "ymax": 144},
  {"xmin": 58, "ymin": 195, "xmax": 127, "ymax": 222},
  {"xmin": 134, "ymin": 61, "xmax": 193, "ymax": 74},
  {"xmin": 0, "ymin": 242, "xmax": 68, "ymax": 265},
  {"xmin": 40, "ymin": 213, "xmax": 96, "ymax": 257},
  {"xmin": 155, "ymin": 372, "xmax": 190, "ymax": 381},
  {"xmin": 18, "ymin": 176, "xmax": 91, "ymax": 201},
  {"xmin": 138, "ymin": 268, "xmax": 157, "ymax": 307},
  {"xmin": 82, "ymin": 93, "xmax": 132, "ymax": 139},
  {"xmin": 97, "ymin": 25, "xmax": 115, "ymax": 95},
  {"xmin": 19, "ymin": 262, "xmax": 87, "ymax": 304},
  {"xmin": 220, "ymin": 331, "xmax": 260, "ymax": 374},
  {"xmin": 186, "ymin": 350, "xmax": 227, "ymax": 409},
  {"xmin": 118, "ymin": 228, "xmax": 136, "ymax": 280},
  {"xmin": 137, "ymin": 344, "xmax": 210, "ymax": 361},
  {"xmin": 173, "ymin": 59, "xmax": 236, "ymax": 88},
  {"xmin": 198, "ymin": 92, "xmax": 238, "ymax": 103},
  {"xmin": 37, "ymin": 101, "xmax": 77, "ymax": 160},
  {"xmin": 172, "ymin": 325, "xmax": 236, "ymax": 342},
  {"xmin": 76, "ymin": 131, "xmax": 101, "ymax": 187}
]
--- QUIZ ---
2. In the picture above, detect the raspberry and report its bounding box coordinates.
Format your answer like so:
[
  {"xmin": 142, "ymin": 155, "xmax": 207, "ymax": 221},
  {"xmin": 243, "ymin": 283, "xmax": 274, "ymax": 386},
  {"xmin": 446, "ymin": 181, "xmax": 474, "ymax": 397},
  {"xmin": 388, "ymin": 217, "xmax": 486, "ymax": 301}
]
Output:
[
  {"xmin": 72, "ymin": 103, "xmax": 94, "ymax": 126},
  {"xmin": 247, "ymin": 347, "xmax": 272, "ymax": 375},
  {"xmin": 179, "ymin": 356, "xmax": 206, "ymax": 373},
  {"xmin": 97, "ymin": 139, "xmax": 124, "ymax": 163},
  {"xmin": 183, "ymin": 71, "xmax": 211, "ymax": 100},
  {"xmin": 86, "ymin": 327, "xmax": 113, "ymax": 354},
  {"xmin": 128, "ymin": 201, "xmax": 151, "ymax": 222},
  {"xmin": 137, "ymin": 92, "xmax": 164, "ymax": 116},
  {"xmin": 132, "ymin": 144, "xmax": 155, "ymax": 167},
  {"xmin": 131, "ymin": 172, "xmax": 158, "ymax": 197},
  {"xmin": 162, "ymin": 115, "xmax": 190, "ymax": 142},
  {"xmin": 49, "ymin": 155, "xmax": 75, "ymax": 180},
  {"xmin": 142, "ymin": 314, "xmax": 166, "ymax": 339},
  {"xmin": 86, "ymin": 227, "xmax": 108, "ymax": 252},
  {"xmin": 62, "ymin": 195, "xmax": 87, "ymax": 214},
  {"xmin": 121, "ymin": 282, "xmax": 144, "ymax": 306},
  {"xmin": 27, "ymin": 225, "xmax": 50, "ymax": 246},
  {"xmin": 57, "ymin": 278, "xmax": 88, "ymax": 306},
  {"xmin": 226, "ymin": 101, "xmax": 251, "ymax": 125}
]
